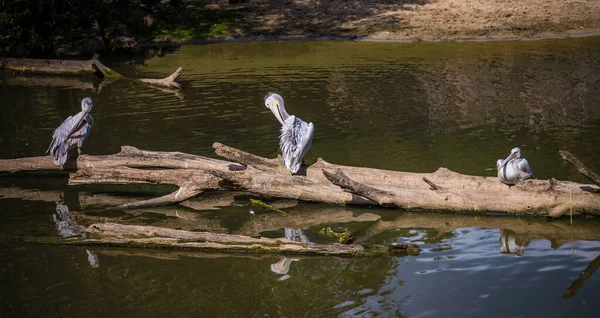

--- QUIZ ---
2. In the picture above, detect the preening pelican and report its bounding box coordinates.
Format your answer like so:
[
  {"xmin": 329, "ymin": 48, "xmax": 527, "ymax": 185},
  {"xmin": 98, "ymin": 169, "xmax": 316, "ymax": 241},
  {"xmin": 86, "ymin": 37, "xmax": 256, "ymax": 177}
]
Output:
[
  {"xmin": 496, "ymin": 147, "xmax": 532, "ymax": 185},
  {"xmin": 47, "ymin": 97, "xmax": 94, "ymax": 167},
  {"xmin": 264, "ymin": 93, "xmax": 314, "ymax": 174}
]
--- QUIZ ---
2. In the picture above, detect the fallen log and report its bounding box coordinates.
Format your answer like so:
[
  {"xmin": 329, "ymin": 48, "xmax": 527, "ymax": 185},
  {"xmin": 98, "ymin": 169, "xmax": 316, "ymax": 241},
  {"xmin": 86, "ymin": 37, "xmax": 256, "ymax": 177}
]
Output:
[
  {"xmin": 0, "ymin": 55, "xmax": 183, "ymax": 89},
  {"xmin": 29, "ymin": 223, "xmax": 419, "ymax": 257},
  {"xmin": 1, "ymin": 143, "xmax": 600, "ymax": 217}
]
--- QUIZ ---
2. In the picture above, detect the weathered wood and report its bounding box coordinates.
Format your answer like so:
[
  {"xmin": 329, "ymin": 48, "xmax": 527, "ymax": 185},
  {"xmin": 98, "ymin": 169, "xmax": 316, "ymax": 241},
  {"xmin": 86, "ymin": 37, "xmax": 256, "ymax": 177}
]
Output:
[
  {"xmin": 1, "ymin": 144, "xmax": 600, "ymax": 217},
  {"xmin": 39, "ymin": 223, "xmax": 418, "ymax": 256},
  {"xmin": 322, "ymin": 167, "xmax": 600, "ymax": 217},
  {"xmin": 213, "ymin": 142, "xmax": 283, "ymax": 173},
  {"xmin": 115, "ymin": 183, "xmax": 203, "ymax": 209},
  {"xmin": 139, "ymin": 67, "xmax": 183, "ymax": 89},
  {"xmin": 559, "ymin": 150, "xmax": 600, "ymax": 187}
]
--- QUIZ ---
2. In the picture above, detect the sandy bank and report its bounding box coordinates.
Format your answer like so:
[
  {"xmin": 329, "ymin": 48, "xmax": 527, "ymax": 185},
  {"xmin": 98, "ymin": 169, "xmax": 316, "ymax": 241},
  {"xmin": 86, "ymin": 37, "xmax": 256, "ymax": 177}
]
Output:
[{"xmin": 170, "ymin": 0, "xmax": 600, "ymax": 43}]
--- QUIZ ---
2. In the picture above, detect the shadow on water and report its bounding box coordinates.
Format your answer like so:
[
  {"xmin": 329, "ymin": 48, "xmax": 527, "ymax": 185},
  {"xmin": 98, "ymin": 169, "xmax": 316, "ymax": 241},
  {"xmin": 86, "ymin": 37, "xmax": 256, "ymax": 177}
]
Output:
[{"xmin": 2, "ymin": 37, "xmax": 600, "ymax": 317}]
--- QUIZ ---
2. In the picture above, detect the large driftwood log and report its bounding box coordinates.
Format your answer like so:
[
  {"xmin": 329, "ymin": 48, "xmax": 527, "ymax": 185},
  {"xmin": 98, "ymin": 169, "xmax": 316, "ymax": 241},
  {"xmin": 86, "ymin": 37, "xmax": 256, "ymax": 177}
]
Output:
[{"xmin": 1, "ymin": 143, "xmax": 600, "ymax": 217}]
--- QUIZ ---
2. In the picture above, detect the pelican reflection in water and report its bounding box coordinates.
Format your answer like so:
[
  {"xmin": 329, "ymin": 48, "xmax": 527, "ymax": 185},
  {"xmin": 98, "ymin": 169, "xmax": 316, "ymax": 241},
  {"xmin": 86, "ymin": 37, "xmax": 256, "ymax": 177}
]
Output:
[
  {"xmin": 265, "ymin": 93, "xmax": 314, "ymax": 174},
  {"xmin": 47, "ymin": 97, "xmax": 94, "ymax": 167},
  {"xmin": 270, "ymin": 228, "xmax": 309, "ymax": 281},
  {"xmin": 496, "ymin": 147, "xmax": 532, "ymax": 185}
]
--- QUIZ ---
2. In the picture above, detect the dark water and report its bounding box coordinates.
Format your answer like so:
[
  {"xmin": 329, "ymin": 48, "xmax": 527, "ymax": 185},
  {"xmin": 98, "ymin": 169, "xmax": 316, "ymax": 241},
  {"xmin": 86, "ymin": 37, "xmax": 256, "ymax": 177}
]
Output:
[{"xmin": 2, "ymin": 37, "xmax": 600, "ymax": 317}]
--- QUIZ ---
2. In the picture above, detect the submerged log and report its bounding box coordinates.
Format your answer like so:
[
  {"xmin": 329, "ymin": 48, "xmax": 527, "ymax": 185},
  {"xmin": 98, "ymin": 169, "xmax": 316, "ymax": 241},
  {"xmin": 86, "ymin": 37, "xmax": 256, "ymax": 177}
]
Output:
[
  {"xmin": 0, "ymin": 75, "xmax": 105, "ymax": 92},
  {"xmin": 0, "ymin": 55, "xmax": 183, "ymax": 89},
  {"xmin": 0, "ymin": 54, "xmax": 120, "ymax": 78},
  {"xmin": 1, "ymin": 143, "xmax": 600, "ymax": 217},
  {"xmin": 30, "ymin": 223, "xmax": 419, "ymax": 257},
  {"xmin": 2, "ymin": 185, "xmax": 598, "ymax": 256},
  {"xmin": 2, "ymin": 186, "xmax": 598, "ymax": 247}
]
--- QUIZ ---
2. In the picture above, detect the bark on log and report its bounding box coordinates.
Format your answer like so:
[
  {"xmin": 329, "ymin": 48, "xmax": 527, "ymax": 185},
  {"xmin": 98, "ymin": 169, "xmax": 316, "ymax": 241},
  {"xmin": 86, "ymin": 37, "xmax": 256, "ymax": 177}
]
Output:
[
  {"xmin": 322, "ymin": 168, "xmax": 600, "ymax": 217},
  {"xmin": 559, "ymin": 150, "xmax": 600, "ymax": 187},
  {"xmin": 1, "ymin": 143, "xmax": 600, "ymax": 217},
  {"xmin": 31, "ymin": 222, "xmax": 419, "ymax": 257}
]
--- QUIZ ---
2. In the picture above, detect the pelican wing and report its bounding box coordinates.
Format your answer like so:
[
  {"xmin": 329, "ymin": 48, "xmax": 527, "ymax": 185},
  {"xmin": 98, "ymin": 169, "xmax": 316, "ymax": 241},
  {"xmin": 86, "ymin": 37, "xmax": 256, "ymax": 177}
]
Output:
[
  {"xmin": 516, "ymin": 158, "xmax": 533, "ymax": 181},
  {"xmin": 47, "ymin": 111, "xmax": 90, "ymax": 166},
  {"xmin": 280, "ymin": 116, "xmax": 314, "ymax": 173},
  {"xmin": 517, "ymin": 158, "xmax": 532, "ymax": 174},
  {"xmin": 68, "ymin": 114, "xmax": 94, "ymax": 141}
]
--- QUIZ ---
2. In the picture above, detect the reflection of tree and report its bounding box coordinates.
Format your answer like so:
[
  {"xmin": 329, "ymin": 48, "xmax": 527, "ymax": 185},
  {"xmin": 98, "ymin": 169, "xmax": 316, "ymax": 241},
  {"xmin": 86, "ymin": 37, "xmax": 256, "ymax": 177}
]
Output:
[
  {"xmin": 417, "ymin": 43, "xmax": 600, "ymax": 136},
  {"xmin": 563, "ymin": 255, "xmax": 600, "ymax": 300}
]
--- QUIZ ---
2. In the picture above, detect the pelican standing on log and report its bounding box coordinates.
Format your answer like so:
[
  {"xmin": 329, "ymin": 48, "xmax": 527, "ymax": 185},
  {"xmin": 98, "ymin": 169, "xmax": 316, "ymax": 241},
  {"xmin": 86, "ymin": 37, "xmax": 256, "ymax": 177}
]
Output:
[
  {"xmin": 47, "ymin": 97, "xmax": 94, "ymax": 167},
  {"xmin": 264, "ymin": 93, "xmax": 314, "ymax": 174},
  {"xmin": 496, "ymin": 147, "xmax": 532, "ymax": 185}
]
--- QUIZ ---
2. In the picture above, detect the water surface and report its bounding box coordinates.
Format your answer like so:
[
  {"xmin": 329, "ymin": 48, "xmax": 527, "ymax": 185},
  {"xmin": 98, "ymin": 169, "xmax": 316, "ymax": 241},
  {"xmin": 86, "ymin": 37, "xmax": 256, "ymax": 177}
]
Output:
[{"xmin": 1, "ymin": 37, "xmax": 600, "ymax": 317}]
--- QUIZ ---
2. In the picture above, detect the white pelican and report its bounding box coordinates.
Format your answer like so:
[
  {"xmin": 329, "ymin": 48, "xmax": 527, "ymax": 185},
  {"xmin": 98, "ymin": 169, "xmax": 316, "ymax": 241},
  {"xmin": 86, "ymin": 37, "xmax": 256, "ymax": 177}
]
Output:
[
  {"xmin": 496, "ymin": 147, "xmax": 532, "ymax": 185},
  {"xmin": 47, "ymin": 97, "xmax": 94, "ymax": 167},
  {"xmin": 264, "ymin": 93, "xmax": 314, "ymax": 174}
]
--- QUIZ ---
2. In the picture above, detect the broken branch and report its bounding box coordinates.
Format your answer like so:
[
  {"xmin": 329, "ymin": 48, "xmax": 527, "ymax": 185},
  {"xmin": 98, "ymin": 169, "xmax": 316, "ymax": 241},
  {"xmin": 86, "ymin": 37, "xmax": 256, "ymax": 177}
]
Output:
[
  {"xmin": 559, "ymin": 150, "xmax": 600, "ymax": 187},
  {"xmin": 139, "ymin": 67, "xmax": 182, "ymax": 89}
]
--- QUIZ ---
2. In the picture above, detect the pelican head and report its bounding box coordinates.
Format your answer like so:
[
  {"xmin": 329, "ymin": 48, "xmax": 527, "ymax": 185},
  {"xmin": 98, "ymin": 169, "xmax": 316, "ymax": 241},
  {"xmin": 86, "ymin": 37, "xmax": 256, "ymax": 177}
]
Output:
[
  {"xmin": 81, "ymin": 97, "xmax": 94, "ymax": 113},
  {"xmin": 497, "ymin": 147, "xmax": 521, "ymax": 170},
  {"xmin": 264, "ymin": 92, "xmax": 288, "ymax": 125}
]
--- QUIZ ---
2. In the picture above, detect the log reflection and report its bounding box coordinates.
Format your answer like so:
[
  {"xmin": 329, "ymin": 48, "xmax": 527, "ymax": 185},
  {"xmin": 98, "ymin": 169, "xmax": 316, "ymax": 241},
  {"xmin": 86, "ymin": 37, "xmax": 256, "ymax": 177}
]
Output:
[{"xmin": 3, "ymin": 185, "xmax": 599, "ymax": 253}]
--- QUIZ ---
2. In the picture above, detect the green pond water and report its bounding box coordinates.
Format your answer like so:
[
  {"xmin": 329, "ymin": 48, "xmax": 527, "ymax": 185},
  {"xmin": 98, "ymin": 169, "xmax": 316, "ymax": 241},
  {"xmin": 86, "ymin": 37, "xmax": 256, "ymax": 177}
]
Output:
[{"xmin": 1, "ymin": 37, "xmax": 600, "ymax": 317}]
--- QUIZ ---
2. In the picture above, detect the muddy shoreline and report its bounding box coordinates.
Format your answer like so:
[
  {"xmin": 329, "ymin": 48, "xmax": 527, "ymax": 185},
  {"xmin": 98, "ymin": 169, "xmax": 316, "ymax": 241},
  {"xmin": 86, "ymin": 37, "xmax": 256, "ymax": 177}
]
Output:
[
  {"xmin": 156, "ymin": 0, "xmax": 600, "ymax": 45},
  {"xmin": 144, "ymin": 30, "xmax": 600, "ymax": 48}
]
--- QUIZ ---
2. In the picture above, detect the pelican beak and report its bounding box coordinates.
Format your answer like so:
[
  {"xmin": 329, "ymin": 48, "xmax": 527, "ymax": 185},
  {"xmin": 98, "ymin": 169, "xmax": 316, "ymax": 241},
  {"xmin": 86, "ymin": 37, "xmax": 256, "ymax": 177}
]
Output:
[
  {"xmin": 497, "ymin": 152, "xmax": 517, "ymax": 171},
  {"xmin": 271, "ymin": 100, "xmax": 285, "ymax": 125}
]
